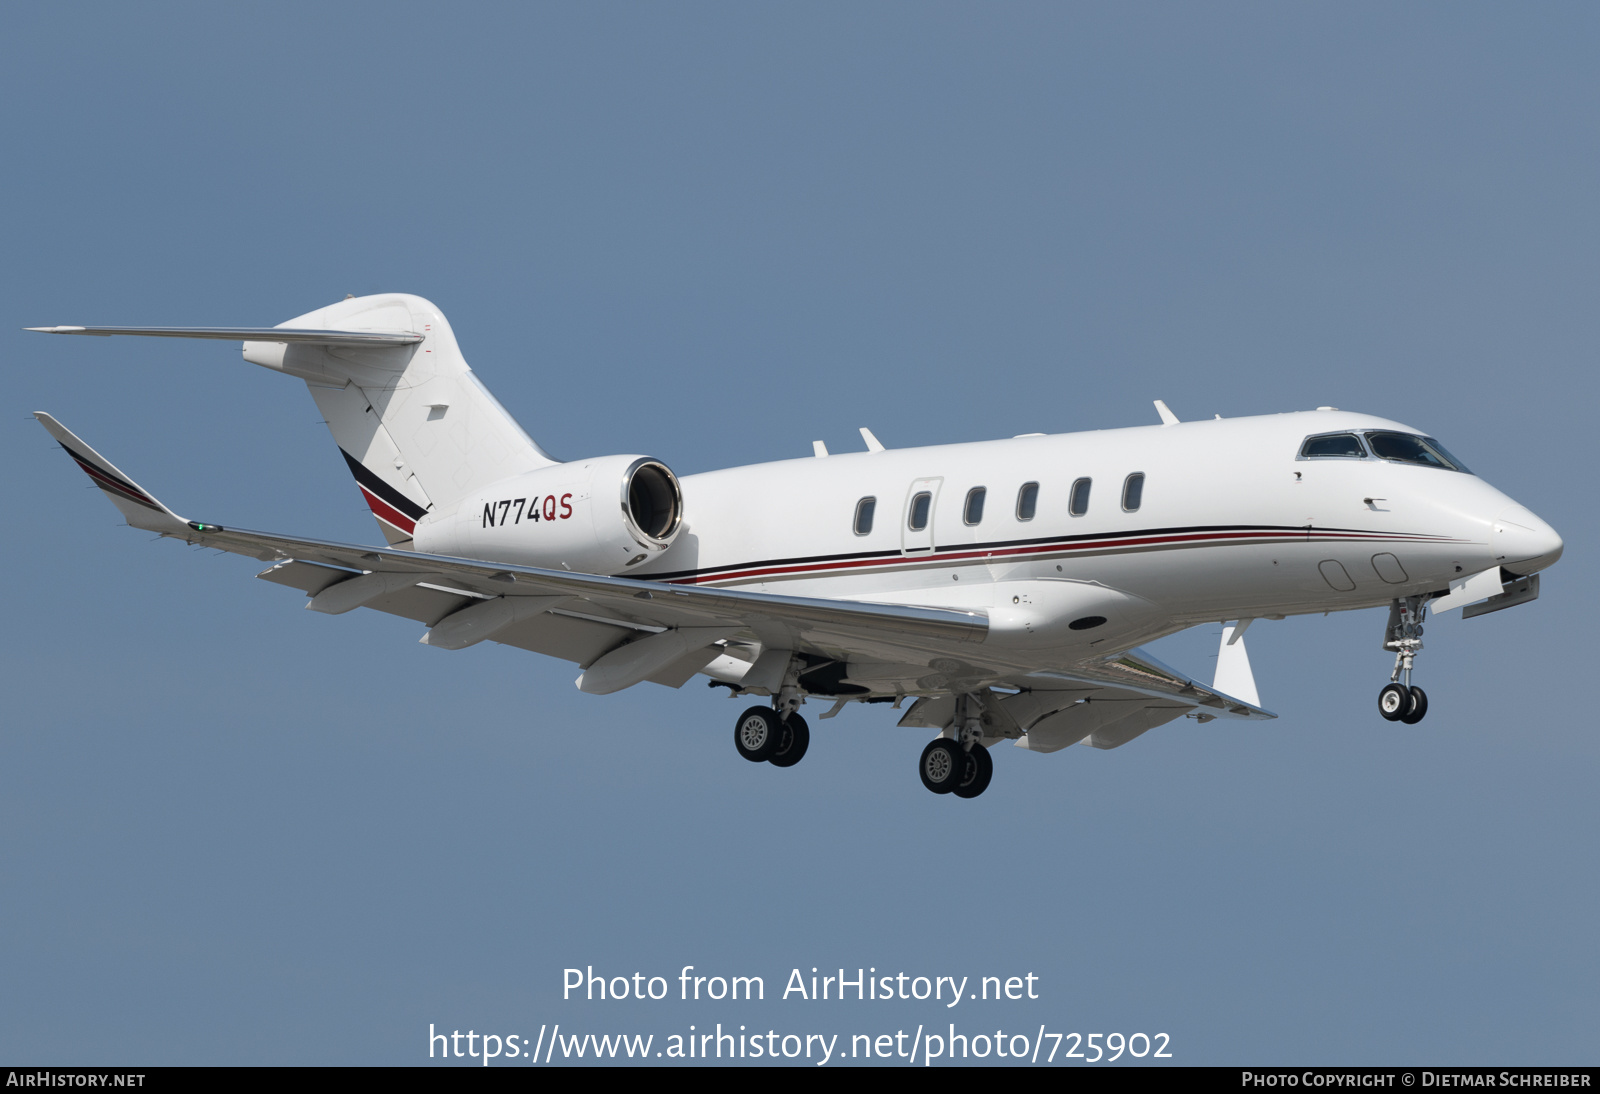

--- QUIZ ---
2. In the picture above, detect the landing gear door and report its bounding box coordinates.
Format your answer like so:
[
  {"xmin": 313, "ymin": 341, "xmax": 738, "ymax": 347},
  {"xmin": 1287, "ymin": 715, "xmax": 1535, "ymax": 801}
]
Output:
[{"xmin": 902, "ymin": 477, "xmax": 943, "ymax": 555}]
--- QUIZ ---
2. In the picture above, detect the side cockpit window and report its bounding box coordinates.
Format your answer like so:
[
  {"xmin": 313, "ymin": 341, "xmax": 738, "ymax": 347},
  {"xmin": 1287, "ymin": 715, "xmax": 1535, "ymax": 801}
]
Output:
[{"xmin": 1299, "ymin": 433, "xmax": 1366, "ymax": 459}]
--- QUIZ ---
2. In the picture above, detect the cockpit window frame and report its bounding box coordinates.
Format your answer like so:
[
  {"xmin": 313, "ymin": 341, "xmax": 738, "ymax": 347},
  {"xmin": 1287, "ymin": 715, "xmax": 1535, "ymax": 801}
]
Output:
[
  {"xmin": 1295, "ymin": 429, "xmax": 1471, "ymax": 474},
  {"xmin": 1297, "ymin": 432, "xmax": 1370, "ymax": 461},
  {"xmin": 1363, "ymin": 431, "xmax": 1471, "ymax": 474}
]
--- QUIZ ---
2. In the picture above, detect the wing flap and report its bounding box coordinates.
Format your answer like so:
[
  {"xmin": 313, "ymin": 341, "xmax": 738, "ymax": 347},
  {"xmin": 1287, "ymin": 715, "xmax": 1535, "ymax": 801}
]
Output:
[
  {"xmin": 490, "ymin": 611, "xmax": 643, "ymax": 668},
  {"xmin": 170, "ymin": 520, "xmax": 989, "ymax": 660},
  {"xmin": 1022, "ymin": 645, "xmax": 1274, "ymax": 720},
  {"xmin": 256, "ymin": 560, "xmax": 354, "ymax": 596}
]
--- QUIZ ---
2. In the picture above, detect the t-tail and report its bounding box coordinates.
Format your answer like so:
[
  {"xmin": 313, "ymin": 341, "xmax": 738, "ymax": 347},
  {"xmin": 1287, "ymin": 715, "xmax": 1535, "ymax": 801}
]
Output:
[
  {"xmin": 32, "ymin": 294, "xmax": 559, "ymax": 547},
  {"xmin": 243, "ymin": 294, "xmax": 558, "ymax": 546}
]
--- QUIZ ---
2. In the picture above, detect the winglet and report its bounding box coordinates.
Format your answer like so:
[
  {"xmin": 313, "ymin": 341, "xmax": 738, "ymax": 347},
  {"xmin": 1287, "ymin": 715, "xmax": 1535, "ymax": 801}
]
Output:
[
  {"xmin": 33, "ymin": 412, "xmax": 188, "ymax": 534},
  {"xmin": 1154, "ymin": 399, "xmax": 1180, "ymax": 426}
]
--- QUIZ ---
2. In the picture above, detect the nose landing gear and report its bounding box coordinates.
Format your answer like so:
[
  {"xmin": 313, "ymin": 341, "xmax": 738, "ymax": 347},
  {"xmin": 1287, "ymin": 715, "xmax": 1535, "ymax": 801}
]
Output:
[{"xmin": 1379, "ymin": 597, "xmax": 1430, "ymax": 724}]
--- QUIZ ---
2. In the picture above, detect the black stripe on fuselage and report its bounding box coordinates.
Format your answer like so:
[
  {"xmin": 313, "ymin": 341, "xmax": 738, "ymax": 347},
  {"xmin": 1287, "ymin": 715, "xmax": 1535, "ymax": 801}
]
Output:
[
  {"xmin": 648, "ymin": 523, "xmax": 1457, "ymax": 585},
  {"xmin": 338, "ymin": 448, "xmax": 428, "ymax": 521}
]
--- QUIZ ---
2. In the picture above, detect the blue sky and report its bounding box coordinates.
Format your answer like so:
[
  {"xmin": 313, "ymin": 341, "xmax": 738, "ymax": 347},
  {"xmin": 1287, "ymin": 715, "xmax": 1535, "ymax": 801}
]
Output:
[{"xmin": 3, "ymin": 2, "xmax": 1596, "ymax": 1065}]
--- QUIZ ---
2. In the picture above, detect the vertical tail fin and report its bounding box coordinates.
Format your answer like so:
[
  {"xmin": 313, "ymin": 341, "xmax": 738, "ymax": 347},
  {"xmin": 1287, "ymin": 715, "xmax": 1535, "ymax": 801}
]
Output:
[{"xmin": 243, "ymin": 294, "xmax": 557, "ymax": 545}]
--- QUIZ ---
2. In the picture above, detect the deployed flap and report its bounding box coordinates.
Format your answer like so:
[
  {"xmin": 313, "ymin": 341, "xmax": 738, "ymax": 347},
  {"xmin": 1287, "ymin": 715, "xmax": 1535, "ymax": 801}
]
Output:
[
  {"xmin": 421, "ymin": 595, "xmax": 572, "ymax": 650},
  {"xmin": 576, "ymin": 626, "xmax": 741, "ymax": 695},
  {"xmin": 1014, "ymin": 698, "xmax": 1190, "ymax": 752},
  {"xmin": 1024, "ymin": 645, "xmax": 1274, "ymax": 721},
  {"xmin": 307, "ymin": 570, "xmax": 438, "ymax": 614}
]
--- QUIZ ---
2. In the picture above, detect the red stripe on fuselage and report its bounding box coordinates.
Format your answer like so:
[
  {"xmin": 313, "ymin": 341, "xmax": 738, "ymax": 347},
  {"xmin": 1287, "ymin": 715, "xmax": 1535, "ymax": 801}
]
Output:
[{"xmin": 662, "ymin": 528, "xmax": 1458, "ymax": 586}]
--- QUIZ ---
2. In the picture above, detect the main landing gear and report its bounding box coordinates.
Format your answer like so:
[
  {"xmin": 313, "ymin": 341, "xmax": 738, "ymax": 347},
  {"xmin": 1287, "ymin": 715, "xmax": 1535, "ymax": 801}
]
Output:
[
  {"xmin": 919, "ymin": 739, "xmax": 992, "ymax": 798},
  {"xmin": 1379, "ymin": 596, "xmax": 1430, "ymax": 724},
  {"xmin": 733, "ymin": 706, "xmax": 810, "ymax": 767},
  {"xmin": 918, "ymin": 693, "xmax": 994, "ymax": 799}
]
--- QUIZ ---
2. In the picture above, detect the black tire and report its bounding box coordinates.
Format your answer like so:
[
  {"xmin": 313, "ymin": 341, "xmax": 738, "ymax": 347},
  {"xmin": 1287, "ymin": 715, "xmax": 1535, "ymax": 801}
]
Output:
[
  {"xmin": 1400, "ymin": 685, "xmax": 1429, "ymax": 725},
  {"xmin": 919, "ymin": 738, "xmax": 964, "ymax": 795},
  {"xmin": 769, "ymin": 713, "xmax": 811, "ymax": 767},
  {"xmin": 733, "ymin": 706, "xmax": 781, "ymax": 762},
  {"xmin": 1378, "ymin": 683, "xmax": 1410, "ymax": 721},
  {"xmin": 953, "ymin": 744, "xmax": 993, "ymax": 799}
]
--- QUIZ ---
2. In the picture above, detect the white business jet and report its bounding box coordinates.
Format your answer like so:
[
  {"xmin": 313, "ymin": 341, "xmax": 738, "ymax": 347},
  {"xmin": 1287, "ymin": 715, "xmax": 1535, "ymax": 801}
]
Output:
[{"xmin": 30, "ymin": 294, "xmax": 1563, "ymax": 798}]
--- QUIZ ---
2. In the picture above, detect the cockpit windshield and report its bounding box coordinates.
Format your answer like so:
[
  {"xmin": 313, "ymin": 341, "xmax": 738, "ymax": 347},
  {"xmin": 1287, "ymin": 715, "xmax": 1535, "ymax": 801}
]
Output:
[{"xmin": 1364, "ymin": 432, "xmax": 1470, "ymax": 473}]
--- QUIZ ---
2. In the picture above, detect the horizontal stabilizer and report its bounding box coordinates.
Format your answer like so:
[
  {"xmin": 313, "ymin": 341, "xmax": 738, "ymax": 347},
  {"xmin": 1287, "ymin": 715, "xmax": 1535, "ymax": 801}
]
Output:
[
  {"xmin": 26, "ymin": 325, "xmax": 421, "ymax": 347},
  {"xmin": 33, "ymin": 412, "xmax": 187, "ymax": 534}
]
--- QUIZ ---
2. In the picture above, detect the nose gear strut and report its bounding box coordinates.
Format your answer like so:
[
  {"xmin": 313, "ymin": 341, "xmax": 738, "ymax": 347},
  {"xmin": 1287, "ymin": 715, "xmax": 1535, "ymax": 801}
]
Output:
[{"xmin": 1379, "ymin": 596, "xmax": 1429, "ymax": 724}]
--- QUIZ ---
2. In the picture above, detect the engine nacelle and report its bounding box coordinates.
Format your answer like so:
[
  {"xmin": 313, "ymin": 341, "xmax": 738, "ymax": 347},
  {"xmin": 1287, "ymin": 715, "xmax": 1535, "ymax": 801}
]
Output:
[{"xmin": 413, "ymin": 455, "xmax": 683, "ymax": 574}]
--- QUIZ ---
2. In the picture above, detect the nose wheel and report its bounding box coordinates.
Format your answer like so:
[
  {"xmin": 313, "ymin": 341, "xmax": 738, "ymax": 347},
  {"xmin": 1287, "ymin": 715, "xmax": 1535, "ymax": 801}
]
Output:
[
  {"xmin": 1380, "ymin": 596, "xmax": 1431, "ymax": 724},
  {"xmin": 1379, "ymin": 683, "xmax": 1428, "ymax": 724}
]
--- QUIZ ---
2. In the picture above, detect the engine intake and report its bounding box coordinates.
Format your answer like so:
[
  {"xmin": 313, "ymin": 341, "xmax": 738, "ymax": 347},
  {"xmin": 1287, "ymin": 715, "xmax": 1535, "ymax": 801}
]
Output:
[{"xmin": 623, "ymin": 458, "xmax": 681, "ymax": 545}]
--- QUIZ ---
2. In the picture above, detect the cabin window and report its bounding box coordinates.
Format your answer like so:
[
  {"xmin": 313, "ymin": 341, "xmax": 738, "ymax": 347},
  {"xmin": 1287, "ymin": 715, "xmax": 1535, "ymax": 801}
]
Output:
[
  {"xmin": 1300, "ymin": 433, "xmax": 1366, "ymax": 459},
  {"xmin": 1069, "ymin": 477, "xmax": 1091, "ymax": 516},
  {"xmin": 1016, "ymin": 482, "xmax": 1038, "ymax": 521},
  {"xmin": 1364, "ymin": 432, "xmax": 1470, "ymax": 473},
  {"xmin": 963, "ymin": 487, "xmax": 986, "ymax": 525},
  {"xmin": 908, "ymin": 491, "xmax": 932, "ymax": 531},
  {"xmin": 854, "ymin": 497, "xmax": 876, "ymax": 535},
  {"xmin": 1122, "ymin": 473, "xmax": 1144, "ymax": 512}
]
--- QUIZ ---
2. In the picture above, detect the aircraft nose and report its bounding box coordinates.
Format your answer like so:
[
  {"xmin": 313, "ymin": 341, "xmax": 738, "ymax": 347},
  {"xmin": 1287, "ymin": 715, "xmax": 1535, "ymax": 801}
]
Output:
[{"xmin": 1492, "ymin": 505, "xmax": 1564, "ymax": 575}]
